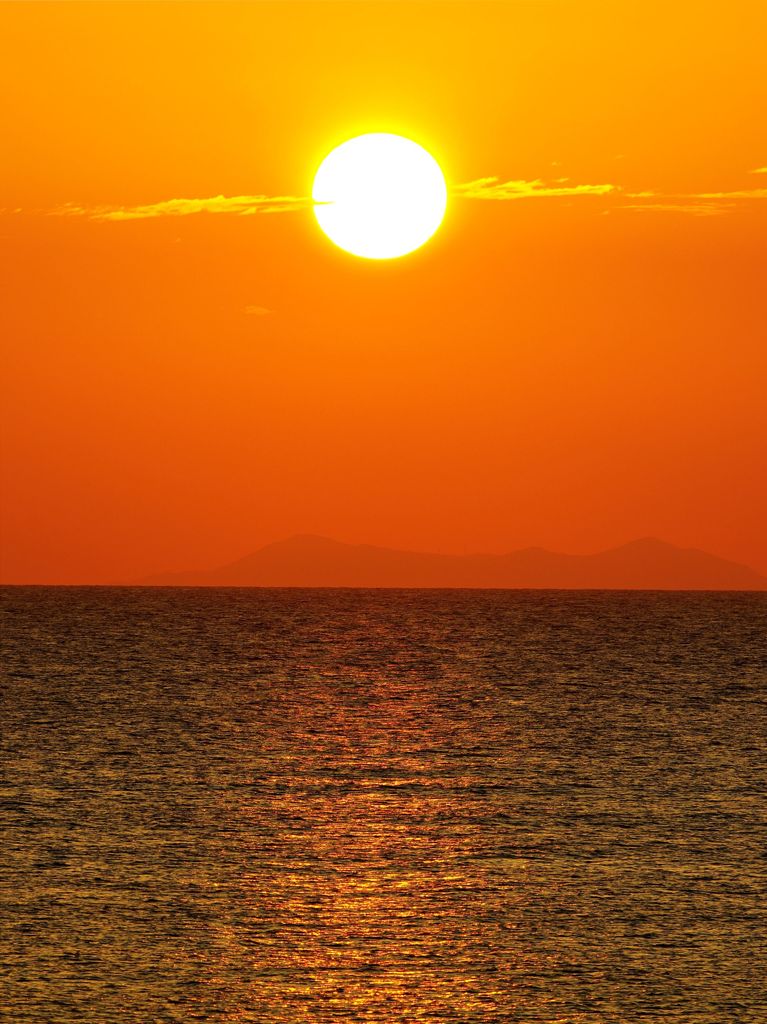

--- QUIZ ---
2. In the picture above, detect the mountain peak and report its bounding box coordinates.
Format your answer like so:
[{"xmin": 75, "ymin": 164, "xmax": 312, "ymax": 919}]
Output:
[
  {"xmin": 620, "ymin": 535, "xmax": 670, "ymax": 548},
  {"xmin": 264, "ymin": 533, "xmax": 345, "ymax": 550}
]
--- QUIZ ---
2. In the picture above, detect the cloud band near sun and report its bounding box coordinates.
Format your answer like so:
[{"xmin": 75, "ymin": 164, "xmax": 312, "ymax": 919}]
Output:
[
  {"xmin": 452, "ymin": 177, "xmax": 617, "ymax": 200},
  {"xmin": 49, "ymin": 179, "xmax": 767, "ymax": 222},
  {"xmin": 55, "ymin": 194, "xmax": 313, "ymax": 221}
]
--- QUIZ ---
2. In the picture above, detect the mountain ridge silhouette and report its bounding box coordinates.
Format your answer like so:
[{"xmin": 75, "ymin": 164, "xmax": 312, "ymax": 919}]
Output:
[{"xmin": 141, "ymin": 535, "xmax": 767, "ymax": 590}]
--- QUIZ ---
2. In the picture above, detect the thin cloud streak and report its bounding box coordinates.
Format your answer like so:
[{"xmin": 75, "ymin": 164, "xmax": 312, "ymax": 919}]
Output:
[
  {"xmin": 622, "ymin": 186, "xmax": 767, "ymax": 215},
  {"xmin": 620, "ymin": 202, "xmax": 734, "ymax": 217},
  {"xmin": 692, "ymin": 188, "xmax": 767, "ymax": 200},
  {"xmin": 55, "ymin": 194, "xmax": 313, "ymax": 221},
  {"xmin": 454, "ymin": 178, "xmax": 767, "ymax": 212},
  {"xmin": 453, "ymin": 177, "xmax": 618, "ymax": 200}
]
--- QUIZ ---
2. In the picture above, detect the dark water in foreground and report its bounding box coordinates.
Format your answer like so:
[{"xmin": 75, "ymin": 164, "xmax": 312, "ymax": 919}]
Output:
[{"xmin": 1, "ymin": 588, "xmax": 765, "ymax": 1024}]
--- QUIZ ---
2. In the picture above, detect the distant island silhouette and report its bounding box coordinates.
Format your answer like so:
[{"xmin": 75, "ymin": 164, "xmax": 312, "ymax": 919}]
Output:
[{"xmin": 142, "ymin": 535, "xmax": 767, "ymax": 590}]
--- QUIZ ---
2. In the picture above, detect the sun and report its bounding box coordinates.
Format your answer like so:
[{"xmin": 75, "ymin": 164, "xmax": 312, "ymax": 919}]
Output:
[{"xmin": 312, "ymin": 133, "xmax": 447, "ymax": 260}]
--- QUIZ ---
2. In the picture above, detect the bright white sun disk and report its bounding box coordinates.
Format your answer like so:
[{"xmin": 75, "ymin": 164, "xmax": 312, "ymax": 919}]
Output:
[{"xmin": 312, "ymin": 134, "xmax": 447, "ymax": 259}]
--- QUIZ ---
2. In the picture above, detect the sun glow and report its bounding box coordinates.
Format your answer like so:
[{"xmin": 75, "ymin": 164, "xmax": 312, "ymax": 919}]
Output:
[{"xmin": 312, "ymin": 133, "xmax": 447, "ymax": 260}]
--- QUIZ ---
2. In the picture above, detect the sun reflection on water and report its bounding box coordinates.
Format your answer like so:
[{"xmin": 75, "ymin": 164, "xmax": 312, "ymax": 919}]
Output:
[{"xmin": 199, "ymin": 665, "xmax": 541, "ymax": 1021}]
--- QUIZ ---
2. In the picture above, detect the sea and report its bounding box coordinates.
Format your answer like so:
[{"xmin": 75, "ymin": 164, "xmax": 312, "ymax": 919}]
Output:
[{"xmin": 1, "ymin": 587, "xmax": 765, "ymax": 1023}]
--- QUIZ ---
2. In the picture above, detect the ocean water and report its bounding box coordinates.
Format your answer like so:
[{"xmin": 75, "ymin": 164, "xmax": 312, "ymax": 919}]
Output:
[{"xmin": 1, "ymin": 587, "xmax": 765, "ymax": 1024}]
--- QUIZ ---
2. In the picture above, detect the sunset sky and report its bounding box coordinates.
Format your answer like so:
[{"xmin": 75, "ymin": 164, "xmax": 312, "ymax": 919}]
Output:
[{"xmin": 1, "ymin": 1, "xmax": 765, "ymax": 584}]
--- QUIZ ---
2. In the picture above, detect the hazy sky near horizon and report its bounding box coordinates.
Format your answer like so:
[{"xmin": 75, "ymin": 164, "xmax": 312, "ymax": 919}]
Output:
[{"xmin": 1, "ymin": 1, "xmax": 766, "ymax": 583}]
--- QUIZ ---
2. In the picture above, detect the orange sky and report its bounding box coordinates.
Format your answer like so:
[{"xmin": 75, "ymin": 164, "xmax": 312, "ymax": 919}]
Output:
[{"xmin": 1, "ymin": 1, "xmax": 766, "ymax": 584}]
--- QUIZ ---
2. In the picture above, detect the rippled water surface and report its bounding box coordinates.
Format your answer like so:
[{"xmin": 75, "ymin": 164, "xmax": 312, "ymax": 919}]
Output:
[{"xmin": 2, "ymin": 587, "xmax": 766, "ymax": 1023}]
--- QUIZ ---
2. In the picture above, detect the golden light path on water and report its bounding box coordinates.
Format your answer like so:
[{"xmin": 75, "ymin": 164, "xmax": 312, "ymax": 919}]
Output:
[{"xmin": 206, "ymin": 666, "xmax": 536, "ymax": 1021}]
